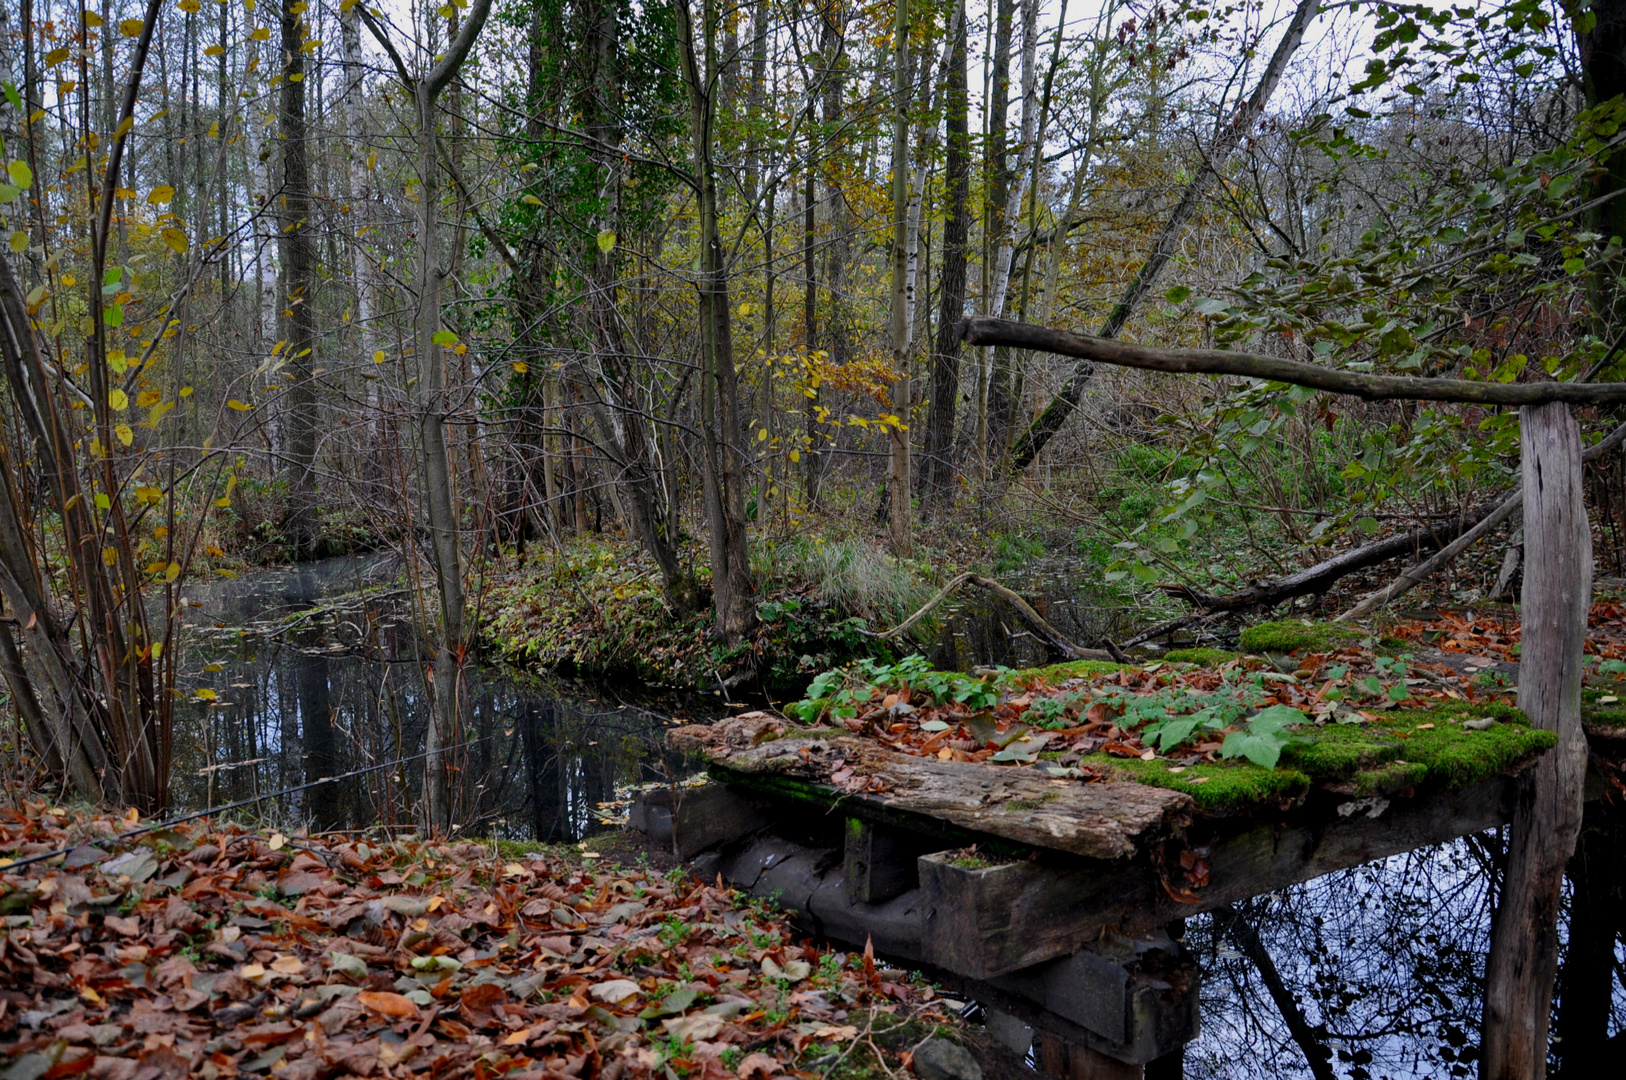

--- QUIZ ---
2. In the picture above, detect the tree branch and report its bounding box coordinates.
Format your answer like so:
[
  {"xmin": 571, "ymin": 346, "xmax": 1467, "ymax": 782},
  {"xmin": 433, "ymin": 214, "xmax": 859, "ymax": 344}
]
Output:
[{"xmin": 960, "ymin": 317, "xmax": 1626, "ymax": 406}]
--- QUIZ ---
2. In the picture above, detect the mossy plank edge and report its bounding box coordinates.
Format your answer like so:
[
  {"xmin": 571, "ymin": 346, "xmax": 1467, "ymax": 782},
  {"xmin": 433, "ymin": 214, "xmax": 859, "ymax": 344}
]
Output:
[
  {"xmin": 919, "ymin": 772, "xmax": 1516, "ymax": 979},
  {"xmin": 670, "ymin": 716, "xmax": 1191, "ymax": 861}
]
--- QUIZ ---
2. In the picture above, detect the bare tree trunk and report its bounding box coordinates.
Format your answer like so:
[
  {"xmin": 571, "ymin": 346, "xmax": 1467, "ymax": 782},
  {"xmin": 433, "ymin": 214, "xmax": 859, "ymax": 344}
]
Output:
[
  {"xmin": 887, "ymin": 0, "xmax": 913, "ymax": 554},
  {"xmin": 279, "ymin": 2, "xmax": 319, "ymax": 556},
  {"xmin": 925, "ymin": 3, "xmax": 969, "ymax": 498},
  {"xmin": 675, "ymin": 0, "xmax": 755, "ymax": 644},
  {"xmin": 1480, "ymin": 402, "xmax": 1592, "ymax": 1080},
  {"xmin": 359, "ymin": 0, "xmax": 493, "ymax": 829}
]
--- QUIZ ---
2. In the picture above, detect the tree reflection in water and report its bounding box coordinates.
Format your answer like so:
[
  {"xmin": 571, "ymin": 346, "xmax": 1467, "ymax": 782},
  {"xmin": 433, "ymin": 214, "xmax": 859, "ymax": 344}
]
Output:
[
  {"xmin": 165, "ymin": 557, "xmax": 713, "ymax": 841},
  {"xmin": 1183, "ymin": 801, "xmax": 1626, "ymax": 1079}
]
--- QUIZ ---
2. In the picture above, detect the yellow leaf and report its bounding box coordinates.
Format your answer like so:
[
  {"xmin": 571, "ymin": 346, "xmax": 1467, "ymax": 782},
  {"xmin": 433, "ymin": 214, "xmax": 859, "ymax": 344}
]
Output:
[
  {"xmin": 268, "ymin": 832, "xmax": 286, "ymax": 851},
  {"xmin": 180, "ymin": 386, "xmax": 193, "ymax": 397},
  {"xmin": 372, "ymin": 350, "xmax": 386, "ymax": 363},
  {"xmin": 146, "ymin": 185, "xmax": 174, "ymax": 204},
  {"xmin": 165, "ymin": 561, "xmax": 181, "ymax": 582},
  {"xmin": 137, "ymin": 390, "xmax": 162, "ymax": 408},
  {"xmin": 120, "ymin": 19, "xmax": 146, "ymax": 37},
  {"xmin": 145, "ymin": 560, "xmax": 167, "ymax": 574},
  {"xmin": 789, "ymin": 450, "xmax": 800, "ymax": 462},
  {"xmin": 227, "ymin": 399, "xmax": 251, "ymax": 411},
  {"xmin": 251, "ymin": 27, "xmax": 269, "ymax": 41},
  {"xmin": 178, "ymin": 0, "xmax": 200, "ymax": 11},
  {"xmin": 109, "ymin": 388, "xmax": 129, "ymax": 411},
  {"xmin": 103, "ymin": 547, "xmax": 117, "ymax": 566},
  {"xmin": 161, "ymin": 227, "xmax": 188, "ymax": 254},
  {"xmin": 757, "ymin": 427, "xmax": 767, "ymax": 442},
  {"xmin": 510, "ymin": 360, "xmax": 529, "ymax": 373},
  {"xmin": 195, "ymin": 687, "xmax": 218, "ymax": 700},
  {"xmin": 596, "ymin": 229, "xmax": 616, "ymax": 253},
  {"xmin": 46, "ymin": 48, "xmax": 70, "ymax": 66},
  {"xmin": 114, "ymin": 424, "xmax": 133, "ymax": 447},
  {"xmin": 207, "ymin": 120, "xmax": 220, "ymax": 138},
  {"xmin": 108, "ymin": 349, "xmax": 128, "ymax": 374},
  {"xmin": 367, "ymin": 150, "xmax": 376, "ymax": 171},
  {"xmin": 151, "ymin": 641, "xmax": 162, "ymax": 658},
  {"xmin": 85, "ymin": 13, "xmax": 103, "ymax": 28},
  {"xmin": 114, "ymin": 115, "xmax": 134, "ymax": 138},
  {"xmin": 521, "ymin": 194, "xmax": 543, "ymax": 206},
  {"xmin": 154, "ymin": 525, "xmax": 168, "ymax": 538},
  {"xmin": 205, "ymin": 44, "xmax": 225, "ymax": 57}
]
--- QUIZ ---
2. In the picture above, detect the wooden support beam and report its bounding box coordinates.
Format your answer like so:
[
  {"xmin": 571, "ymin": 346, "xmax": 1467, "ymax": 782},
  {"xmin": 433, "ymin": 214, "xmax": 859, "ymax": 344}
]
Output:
[
  {"xmin": 919, "ymin": 776, "xmax": 1514, "ymax": 978},
  {"xmin": 844, "ymin": 817, "xmax": 930, "ymax": 903},
  {"xmin": 1481, "ymin": 403, "xmax": 1592, "ymax": 1079}
]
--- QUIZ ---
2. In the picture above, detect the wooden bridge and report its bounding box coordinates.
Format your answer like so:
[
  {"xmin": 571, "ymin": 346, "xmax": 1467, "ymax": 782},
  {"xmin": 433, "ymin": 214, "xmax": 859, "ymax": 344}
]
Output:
[{"xmin": 632, "ymin": 712, "xmax": 1596, "ymax": 1079}]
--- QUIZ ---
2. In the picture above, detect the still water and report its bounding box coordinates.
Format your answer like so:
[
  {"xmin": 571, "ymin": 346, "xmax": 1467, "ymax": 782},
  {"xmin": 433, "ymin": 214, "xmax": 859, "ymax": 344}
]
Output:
[
  {"xmin": 168, "ymin": 555, "xmax": 718, "ymax": 840},
  {"xmin": 166, "ymin": 558, "xmax": 1624, "ymax": 1077}
]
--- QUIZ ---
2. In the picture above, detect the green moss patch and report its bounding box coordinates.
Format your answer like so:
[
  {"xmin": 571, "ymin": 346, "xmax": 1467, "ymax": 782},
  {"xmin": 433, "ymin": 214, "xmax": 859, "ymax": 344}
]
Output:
[
  {"xmin": 1239, "ymin": 619, "xmax": 1363, "ymax": 656},
  {"xmin": 1582, "ymin": 685, "xmax": 1626, "ymax": 730},
  {"xmin": 1088, "ymin": 701, "xmax": 1553, "ymax": 816},
  {"xmin": 1163, "ymin": 647, "xmax": 1242, "ymax": 667},
  {"xmin": 1021, "ymin": 659, "xmax": 1131, "ymax": 683},
  {"xmin": 1088, "ymin": 755, "xmax": 1312, "ymax": 815}
]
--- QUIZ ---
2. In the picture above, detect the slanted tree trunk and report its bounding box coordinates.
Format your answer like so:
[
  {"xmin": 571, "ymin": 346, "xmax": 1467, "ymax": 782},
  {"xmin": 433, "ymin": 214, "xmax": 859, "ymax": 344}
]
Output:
[
  {"xmin": 1480, "ymin": 402, "xmax": 1592, "ymax": 1080},
  {"xmin": 925, "ymin": 3, "xmax": 970, "ymax": 498},
  {"xmin": 1010, "ymin": 0, "xmax": 1322, "ymax": 470},
  {"xmin": 279, "ymin": 1, "xmax": 319, "ymax": 557}
]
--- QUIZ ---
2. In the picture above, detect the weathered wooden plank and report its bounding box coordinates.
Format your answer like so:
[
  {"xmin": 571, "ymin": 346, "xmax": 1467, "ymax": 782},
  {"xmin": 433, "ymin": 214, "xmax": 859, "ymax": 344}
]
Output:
[
  {"xmin": 668, "ymin": 716, "xmax": 1191, "ymax": 861},
  {"xmin": 919, "ymin": 776, "xmax": 1514, "ymax": 978}
]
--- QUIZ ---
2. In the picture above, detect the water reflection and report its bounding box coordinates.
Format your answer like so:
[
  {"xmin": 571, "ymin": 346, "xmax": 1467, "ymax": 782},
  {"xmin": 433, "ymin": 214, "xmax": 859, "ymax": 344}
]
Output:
[
  {"xmin": 1180, "ymin": 799, "xmax": 1626, "ymax": 1078},
  {"xmin": 932, "ymin": 557, "xmax": 1143, "ymax": 670},
  {"xmin": 166, "ymin": 556, "xmax": 716, "ymax": 839}
]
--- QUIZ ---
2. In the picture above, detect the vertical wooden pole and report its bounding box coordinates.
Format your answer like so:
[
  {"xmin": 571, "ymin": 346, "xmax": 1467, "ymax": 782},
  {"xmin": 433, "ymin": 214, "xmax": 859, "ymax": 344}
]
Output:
[{"xmin": 1481, "ymin": 401, "xmax": 1591, "ymax": 1080}]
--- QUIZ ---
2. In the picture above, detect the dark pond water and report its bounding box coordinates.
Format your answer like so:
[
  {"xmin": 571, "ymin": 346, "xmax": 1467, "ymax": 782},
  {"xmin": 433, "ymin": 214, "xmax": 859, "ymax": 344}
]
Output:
[
  {"xmin": 167, "ymin": 555, "xmax": 719, "ymax": 841},
  {"xmin": 165, "ymin": 557, "xmax": 1624, "ymax": 1077},
  {"xmin": 1167, "ymin": 803, "xmax": 1626, "ymax": 1078}
]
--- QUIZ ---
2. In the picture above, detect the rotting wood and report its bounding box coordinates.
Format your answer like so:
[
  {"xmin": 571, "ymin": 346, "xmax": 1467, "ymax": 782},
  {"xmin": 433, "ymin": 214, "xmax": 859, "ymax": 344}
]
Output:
[
  {"xmin": 627, "ymin": 783, "xmax": 773, "ymax": 858},
  {"xmin": 918, "ymin": 774, "xmax": 1517, "ymax": 978},
  {"xmin": 667, "ymin": 715, "xmax": 1191, "ymax": 861}
]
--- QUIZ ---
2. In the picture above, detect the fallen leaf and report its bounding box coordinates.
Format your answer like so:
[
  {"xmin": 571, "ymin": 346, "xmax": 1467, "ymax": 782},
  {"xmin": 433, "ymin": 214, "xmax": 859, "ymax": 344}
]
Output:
[{"xmin": 357, "ymin": 990, "xmax": 420, "ymax": 1019}]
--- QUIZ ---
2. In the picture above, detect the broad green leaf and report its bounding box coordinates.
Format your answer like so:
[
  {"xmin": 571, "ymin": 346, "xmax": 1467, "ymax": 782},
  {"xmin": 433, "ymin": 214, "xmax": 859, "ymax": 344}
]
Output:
[
  {"xmin": 1164, "ymin": 285, "xmax": 1192, "ymax": 303},
  {"xmin": 7, "ymin": 161, "xmax": 32, "ymax": 189},
  {"xmin": 597, "ymin": 230, "xmax": 617, "ymax": 254},
  {"xmin": 7, "ymin": 231, "xmax": 26, "ymax": 254},
  {"xmin": 431, "ymin": 329, "xmax": 458, "ymax": 346},
  {"xmin": 94, "ymin": 493, "xmax": 112, "ymax": 510},
  {"xmin": 103, "ymin": 303, "xmax": 124, "ymax": 327}
]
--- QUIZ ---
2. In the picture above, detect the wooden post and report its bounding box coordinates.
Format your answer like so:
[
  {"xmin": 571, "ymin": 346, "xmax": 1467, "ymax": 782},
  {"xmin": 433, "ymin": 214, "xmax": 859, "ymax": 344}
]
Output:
[{"xmin": 1480, "ymin": 402, "xmax": 1591, "ymax": 1079}]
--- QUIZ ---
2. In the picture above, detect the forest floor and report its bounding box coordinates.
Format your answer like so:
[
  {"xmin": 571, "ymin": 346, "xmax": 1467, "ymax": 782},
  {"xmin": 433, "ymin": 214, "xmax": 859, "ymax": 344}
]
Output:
[{"xmin": 0, "ymin": 811, "xmax": 1033, "ymax": 1080}]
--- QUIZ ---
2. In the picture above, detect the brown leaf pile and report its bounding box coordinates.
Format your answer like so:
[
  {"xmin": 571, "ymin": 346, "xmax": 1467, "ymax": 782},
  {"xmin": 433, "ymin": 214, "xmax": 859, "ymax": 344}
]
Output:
[{"xmin": 0, "ymin": 806, "xmax": 926, "ymax": 1080}]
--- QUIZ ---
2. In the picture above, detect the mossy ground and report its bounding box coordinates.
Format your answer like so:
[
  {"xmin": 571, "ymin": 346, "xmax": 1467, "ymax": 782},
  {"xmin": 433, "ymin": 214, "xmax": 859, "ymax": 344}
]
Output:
[
  {"xmin": 1239, "ymin": 619, "xmax": 1364, "ymax": 655},
  {"xmin": 1022, "ymin": 659, "xmax": 1131, "ymax": 682},
  {"xmin": 1082, "ymin": 700, "xmax": 1554, "ymax": 814},
  {"xmin": 1582, "ymin": 684, "xmax": 1626, "ymax": 730},
  {"xmin": 1163, "ymin": 647, "xmax": 1243, "ymax": 666}
]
